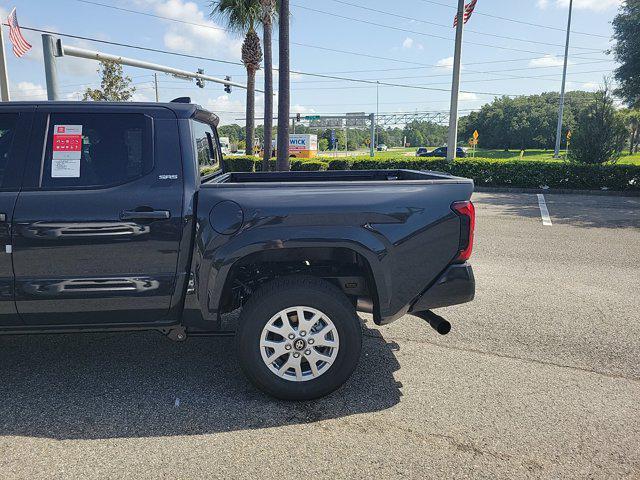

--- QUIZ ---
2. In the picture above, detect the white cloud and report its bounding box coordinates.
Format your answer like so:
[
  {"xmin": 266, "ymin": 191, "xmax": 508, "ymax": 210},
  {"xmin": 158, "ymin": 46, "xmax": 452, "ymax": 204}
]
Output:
[
  {"xmin": 11, "ymin": 81, "xmax": 47, "ymax": 100},
  {"xmin": 537, "ymin": 0, "xmax": 621, "ymax": 10},
  {"xmin": 291, "ymin": 104, "xmax": 316, "ymax": 114},
  {"xmin": 136, "ymin": 0, "xmax": 242, "ymax": 60},
  {"xmin": 459, "ymin": 92, "xmax": 478, "ymax": 101},
  {"xmin": 205, "ymin": 94, "xmax": 246, "ymax": 125},
  {"xmin": 436, "ymin": 57, "xmax": 454, "ymax": 70},
  {"xmin": 401, "ymin": 37, "xmax": 424, "ymax": 51},
  {"xmin": 581, "ymin": 81, "xmax": 600, "ymax": 91},
  {"xmin": 528, "ymin": 55, "xmax": 569, "ymax": 68}
]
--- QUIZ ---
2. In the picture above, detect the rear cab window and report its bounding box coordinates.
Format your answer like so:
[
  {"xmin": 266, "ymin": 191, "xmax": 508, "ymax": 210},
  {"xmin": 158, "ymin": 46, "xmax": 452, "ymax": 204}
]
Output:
[
  {"xmin": 191, "ymin": 120, "xmax": 221, "ymax": 172},
  {"xmin": 40, "ymin": 113, "xmax": 153, "ymax": 189}
]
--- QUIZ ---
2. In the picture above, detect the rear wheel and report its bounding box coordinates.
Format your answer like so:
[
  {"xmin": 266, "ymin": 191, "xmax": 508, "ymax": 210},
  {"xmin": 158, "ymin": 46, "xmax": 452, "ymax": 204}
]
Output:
[{"xmin": 236, "ymin": 276, "xmax": 362, "ymax": 400}]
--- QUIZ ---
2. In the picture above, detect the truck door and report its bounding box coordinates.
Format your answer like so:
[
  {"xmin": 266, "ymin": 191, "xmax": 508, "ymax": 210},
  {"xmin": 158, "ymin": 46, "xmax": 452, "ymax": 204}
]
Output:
[
  {"xmin": 11, "ymin": 106, "xmax": 185, "ymax": 326},
  {"xmin": 0, "ymin": 108, "xmax": 32, "ymax": 326}
]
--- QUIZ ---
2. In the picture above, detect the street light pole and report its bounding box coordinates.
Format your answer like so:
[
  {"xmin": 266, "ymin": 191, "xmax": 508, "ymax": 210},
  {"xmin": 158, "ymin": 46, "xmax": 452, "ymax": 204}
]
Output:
[
  {"xmin": 553, "ymin": 0, "xmax": 573, "ymax": 158},
  {"xmin": 446, "ymin": 0, "xmax": 465, "ymax": 162}
]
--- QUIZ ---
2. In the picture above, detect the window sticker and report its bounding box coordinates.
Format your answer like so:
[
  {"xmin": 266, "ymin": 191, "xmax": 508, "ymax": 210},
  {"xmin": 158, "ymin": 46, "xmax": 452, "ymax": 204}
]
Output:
[{"xmin": 51, "ymin": 125, "xmax": 82, "ymax": 178}]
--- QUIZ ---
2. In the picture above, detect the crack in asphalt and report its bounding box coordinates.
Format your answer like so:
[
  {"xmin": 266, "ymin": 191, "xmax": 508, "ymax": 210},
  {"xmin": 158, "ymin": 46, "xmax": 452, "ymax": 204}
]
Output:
[{"xmin": 362, "ymin": 333, "xmax": 640, "ymax": 383}]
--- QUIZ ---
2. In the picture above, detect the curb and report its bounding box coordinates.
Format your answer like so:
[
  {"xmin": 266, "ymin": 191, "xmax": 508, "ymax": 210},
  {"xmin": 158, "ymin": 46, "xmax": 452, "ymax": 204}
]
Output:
[{"xmin": 474, "ymin": 186, "xmax": 640, "ymax": 197}]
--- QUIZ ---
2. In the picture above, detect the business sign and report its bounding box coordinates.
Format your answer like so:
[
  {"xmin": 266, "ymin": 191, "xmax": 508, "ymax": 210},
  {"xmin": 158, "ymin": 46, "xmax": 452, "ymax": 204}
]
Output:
[
  {"xmin": 289, "ymin": 135, "xmax": 318, "ymax": 152},
  {"xmin": 52, "ymin": 125, "xmax": 82, "ymax": 178}
]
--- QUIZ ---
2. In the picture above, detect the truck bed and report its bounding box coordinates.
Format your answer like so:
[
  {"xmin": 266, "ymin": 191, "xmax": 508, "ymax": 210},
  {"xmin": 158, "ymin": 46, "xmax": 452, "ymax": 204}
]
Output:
[
  {"xmin": 197, "ymin": 168, "xmax": 474, "ymax": 324},
  {"xmin": 204, "ymin": 169, "xmax": 473, "ymax": 185}
]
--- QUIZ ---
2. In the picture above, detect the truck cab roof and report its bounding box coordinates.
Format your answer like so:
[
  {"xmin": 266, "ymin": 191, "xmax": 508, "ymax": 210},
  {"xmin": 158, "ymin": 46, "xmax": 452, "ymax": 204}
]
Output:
[{"xmin": 0, "ymin": 100, "xmax": 215, "ymax": 122}]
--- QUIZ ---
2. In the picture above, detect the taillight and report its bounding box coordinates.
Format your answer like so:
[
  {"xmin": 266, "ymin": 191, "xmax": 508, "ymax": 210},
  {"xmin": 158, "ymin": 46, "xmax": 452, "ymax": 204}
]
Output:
[{"xmin": 451, "ymin": 201, "xmax": 475, "ymax": 262}]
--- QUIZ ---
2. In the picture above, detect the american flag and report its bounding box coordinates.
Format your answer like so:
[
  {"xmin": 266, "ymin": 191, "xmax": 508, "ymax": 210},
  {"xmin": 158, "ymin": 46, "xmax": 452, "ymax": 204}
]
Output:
[
  {"xmin": 453, "ymin": 0, "xmax": 478, "ymax": 27},
  {"xmin": 7, "ymin": 8, "xmax": 32, "ymax": 58}
]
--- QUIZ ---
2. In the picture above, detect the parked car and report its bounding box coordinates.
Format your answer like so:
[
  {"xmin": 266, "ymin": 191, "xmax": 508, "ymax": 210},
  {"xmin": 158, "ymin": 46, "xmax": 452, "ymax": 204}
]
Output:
[
  {"xmin": 0, "ymin": 100, "xmax": 476, "ymax": 400},
  {"xmin": 417, "ymin": 146, "xmax": 467, "ymax": 158},
  {"xmin": 376, "ymin": 144, "xmax": 388, "ymax": 151}
]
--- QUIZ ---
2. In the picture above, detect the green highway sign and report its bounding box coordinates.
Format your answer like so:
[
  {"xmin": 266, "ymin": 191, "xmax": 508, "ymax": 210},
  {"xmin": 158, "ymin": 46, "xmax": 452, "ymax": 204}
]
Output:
[{"xmin": 304, "ymin": 115, "xmax": 321, "ymax": 120}]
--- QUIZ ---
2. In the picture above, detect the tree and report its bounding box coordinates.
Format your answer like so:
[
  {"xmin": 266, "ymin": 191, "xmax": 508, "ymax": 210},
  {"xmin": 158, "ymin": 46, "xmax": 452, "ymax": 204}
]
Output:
[
  {"xmin": 403, "ymin": 121, "xmax": 448, "ymax": 147},
  {"xmin": 260, "ymin": 0, "xmax": 277, "ymax": 170},
  {"xmin": 211, "ymin": 0, "xmax": 262, "ymax": 156},
  {"xmin": 276, "ymin": 0, "xmax": 290, "ymax": 171},
  {"xmin": 218, "ymin": 124, "xmax": 245, "ymax": 144},
  {"xmin": 612, "ymin": 1, "xmax": 640, "ymax": 107},
  {"xmin": 83, "ymin": 61, "xmax": 135, "ymax": 101},
  {"xmin": 568, "ymin": 84, "xmax": 627, "ymax": 164},
  {"xmin": 622, "ymin": 108, "xmax": 640, "ymax": 154},
  {"xmin": 458, "ymin": 91, "xmax": 598, "ymax": 150}
]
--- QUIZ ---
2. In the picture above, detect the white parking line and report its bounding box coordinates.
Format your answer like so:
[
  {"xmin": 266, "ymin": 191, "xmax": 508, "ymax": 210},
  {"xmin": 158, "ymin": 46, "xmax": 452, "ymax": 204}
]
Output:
[{"xmin": 537, "ymin": 194, "xmax": 552, "ymax": 226}]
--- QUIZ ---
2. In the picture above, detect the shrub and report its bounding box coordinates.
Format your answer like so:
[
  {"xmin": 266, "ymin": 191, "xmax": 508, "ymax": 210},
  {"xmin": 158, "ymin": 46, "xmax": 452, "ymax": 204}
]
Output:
[
  {"xmin": 200, "ymin": 166, "xmax": 219, "ymax": 175},
  {"xmin": 254, "ymin": 159, "xmax": 277, "ymax": 172},
  {"xmin": 291, "ymin": 160, "xmax": 327, "ymax": 171},
  {"xmin": 327, "ymin": 159, "xmax": 353, "ymax": 170},
  {"xmin": 222, "ymin": 156, "xmax": 256, "ymax": 172},
  {"xmin": 569, "ymin": 85, "xmax": 628, "ymax": 164},
  {"xmin": 220, "ymin": 155, "xmax": 640, "ymax": 191},
  {"xmin": 326, "ymin": 157, "xmax": 639, "ymax": 191}
]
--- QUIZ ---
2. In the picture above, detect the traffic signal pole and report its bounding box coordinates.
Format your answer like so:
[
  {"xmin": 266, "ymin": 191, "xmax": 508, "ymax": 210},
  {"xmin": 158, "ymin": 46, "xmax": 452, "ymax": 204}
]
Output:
[{"xmin": 446, "ymin": 0, "xmax": 465, "ymax": 163}]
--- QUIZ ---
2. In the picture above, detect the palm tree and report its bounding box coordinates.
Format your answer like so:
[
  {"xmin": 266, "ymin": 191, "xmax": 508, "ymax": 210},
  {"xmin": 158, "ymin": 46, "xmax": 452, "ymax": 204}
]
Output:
[
  {"xmin": 276, "ymin": 0, "xmax": 290, "ymax": 171},
  {"xmin": 211, "ymin": 0, "xmax": 262, "ymax": 156},
  {"xmin": 260, "ymin": 0, "xmax": 277, "ymax": 171}
]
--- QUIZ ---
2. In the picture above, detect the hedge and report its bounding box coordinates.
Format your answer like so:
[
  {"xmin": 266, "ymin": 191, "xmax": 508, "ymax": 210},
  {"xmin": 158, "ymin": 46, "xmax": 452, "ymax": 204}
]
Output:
[
  {"xmin": 215, "ymin": 156, "xmax": 640, "ymax": 191},
  {"xmin": 222, "ymin": 156, "xmax": 329, "ymax": 172}
]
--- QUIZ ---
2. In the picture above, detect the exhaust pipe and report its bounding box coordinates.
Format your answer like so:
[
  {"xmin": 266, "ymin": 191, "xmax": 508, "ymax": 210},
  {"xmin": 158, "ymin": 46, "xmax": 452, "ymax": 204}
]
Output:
[
  {"xmin": 356, "ymin": 297, "xmax": 374, "ymax": 313},
  {"xmin": 413, "ymin": 310, "xmax": 451, "ymax": 335}
]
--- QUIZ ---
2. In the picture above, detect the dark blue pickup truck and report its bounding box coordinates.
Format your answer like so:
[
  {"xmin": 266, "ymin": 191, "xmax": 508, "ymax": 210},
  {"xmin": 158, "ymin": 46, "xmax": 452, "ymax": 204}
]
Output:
[{"xmin": 0, "ymin": 100, "xmax": 475, "ymax": 400}]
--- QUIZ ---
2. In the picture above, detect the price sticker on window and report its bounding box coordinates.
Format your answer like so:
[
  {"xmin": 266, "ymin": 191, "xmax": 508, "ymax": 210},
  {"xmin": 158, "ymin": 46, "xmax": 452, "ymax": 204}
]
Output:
[{"xmin": 52, "ymin": 125, "xmax": 83, "ymax": 178}]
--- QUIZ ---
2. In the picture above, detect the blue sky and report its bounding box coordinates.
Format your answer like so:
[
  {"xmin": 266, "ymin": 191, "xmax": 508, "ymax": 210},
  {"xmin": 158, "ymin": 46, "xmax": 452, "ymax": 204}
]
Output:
[{"xmin": 1, "ymin": 0, "xmax": 622, "ymax": 124}]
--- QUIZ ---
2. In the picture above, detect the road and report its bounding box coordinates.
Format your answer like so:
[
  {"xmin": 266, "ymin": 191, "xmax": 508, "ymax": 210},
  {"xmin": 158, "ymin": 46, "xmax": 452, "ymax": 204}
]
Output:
[{"xmin": 1, "ymin": 192, "xmax": 639, "ymax": 479}]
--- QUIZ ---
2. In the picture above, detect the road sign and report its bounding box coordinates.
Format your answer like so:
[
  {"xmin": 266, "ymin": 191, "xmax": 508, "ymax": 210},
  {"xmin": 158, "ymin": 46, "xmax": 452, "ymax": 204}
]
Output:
[
  {"xmin": 566, "ymin": 130, "xmax": 572, "ymax": 140},
  {"xmin": 330, "ymin": 129, "xmax": 336, "ymax": 148},
  {"xmin": 305, "ymin": 115, "xmax": 320, "ymax": 120},
  {"xmin": 346, "ymin": 112, "xmax": 366, "ymax": 127},
  {"xmin": 473, "ymin": 130, "xmax": 479, "ymax": 140}
]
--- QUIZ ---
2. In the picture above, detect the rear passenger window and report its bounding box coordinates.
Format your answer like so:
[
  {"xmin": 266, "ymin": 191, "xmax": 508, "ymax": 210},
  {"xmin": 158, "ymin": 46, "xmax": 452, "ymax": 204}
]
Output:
[
  {"xmin": 0, "ymin": 113, "xmax": 18, "ymax": 187},
  {"xmin": 41, "ymin": 113, "xmax": 152, "ymax": 189}
]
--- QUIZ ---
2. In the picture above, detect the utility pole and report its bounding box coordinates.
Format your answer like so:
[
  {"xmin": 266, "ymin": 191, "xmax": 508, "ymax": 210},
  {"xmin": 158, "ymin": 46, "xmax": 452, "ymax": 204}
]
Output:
[
  {"xmin": 446, "ymin": 0, "xmax": 465, "ymax": 162},
  {"xmin": 42, "ymin": 34, "xmax": 61, "ymax": 101},
  {"xmin": 154, "ymin": 73, "xmax": 159, "ymax": 102},
  {"xmin": 369, "ymin": 113, "xmax": 375, "ymax": 158},
  {"xmin": 345, "ymin": 125, "xmax": 348, "ymax": 155},
  {"xmin": 0, "ymin": 25, "xmax": 10, "ymax": 101},
  {"xmin": 553, "ymin": 0, "xmax": 573, "ymax": 158},
  {"xmin": 376, "ymin": 81, "xmax": 379, "ymax": 148}
]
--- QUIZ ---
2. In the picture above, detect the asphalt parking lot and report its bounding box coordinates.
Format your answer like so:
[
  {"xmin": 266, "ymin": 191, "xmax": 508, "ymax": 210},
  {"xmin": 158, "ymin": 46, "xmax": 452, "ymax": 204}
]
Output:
[{"xmin": 1, "ymin": 192, "xmax": 639, "ymax": 479}]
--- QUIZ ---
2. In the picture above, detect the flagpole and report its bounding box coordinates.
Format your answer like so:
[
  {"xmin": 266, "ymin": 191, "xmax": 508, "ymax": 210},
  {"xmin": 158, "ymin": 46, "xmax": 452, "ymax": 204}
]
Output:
[
  {"xmin": 0, "ymin": 24, "xmax": 10, "ymax": 101},
  {"xmin": 446, "ymin": 0, "xmax": 465, "ymax": 163}
]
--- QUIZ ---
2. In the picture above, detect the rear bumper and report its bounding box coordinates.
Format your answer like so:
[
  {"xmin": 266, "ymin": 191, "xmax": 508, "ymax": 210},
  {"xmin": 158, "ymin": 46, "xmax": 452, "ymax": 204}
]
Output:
[{"xmin": 409, "ymin": 263, "xmax": 475, "ymax": 312}]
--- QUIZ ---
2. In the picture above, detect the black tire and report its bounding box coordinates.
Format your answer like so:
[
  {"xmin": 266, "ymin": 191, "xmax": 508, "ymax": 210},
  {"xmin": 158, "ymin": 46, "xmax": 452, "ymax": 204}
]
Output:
[{"xmin": 236, "ymin": 275, "xmax": 362, "ymax": 400}]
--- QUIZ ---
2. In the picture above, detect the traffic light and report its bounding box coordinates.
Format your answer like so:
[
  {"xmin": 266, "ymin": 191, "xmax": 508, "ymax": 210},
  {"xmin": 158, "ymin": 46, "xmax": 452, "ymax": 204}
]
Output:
[
  {"xmin": 296, "ymin": 113, "xmax": 301, "ymax": 122},
  {"xmin": 195, "ymin": 69, "xmax": 205, "ymax": 88},
  {"xmin": 224, "ymin": 76, "xmax": 232, "ymax": 94}
]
